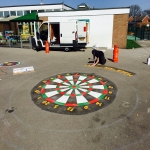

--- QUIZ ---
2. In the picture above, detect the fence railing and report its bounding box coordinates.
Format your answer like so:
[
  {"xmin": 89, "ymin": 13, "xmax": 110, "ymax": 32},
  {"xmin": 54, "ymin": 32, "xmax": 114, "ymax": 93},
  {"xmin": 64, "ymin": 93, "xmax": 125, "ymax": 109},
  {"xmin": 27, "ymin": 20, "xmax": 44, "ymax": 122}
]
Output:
[{"xmin": 0, "ymin": 35, "xmax": 32, "ymax": 49}]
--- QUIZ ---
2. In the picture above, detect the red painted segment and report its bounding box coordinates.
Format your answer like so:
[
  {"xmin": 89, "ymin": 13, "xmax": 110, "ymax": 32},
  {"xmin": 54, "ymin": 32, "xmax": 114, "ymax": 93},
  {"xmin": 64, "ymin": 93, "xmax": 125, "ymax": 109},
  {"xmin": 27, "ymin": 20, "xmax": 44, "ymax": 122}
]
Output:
[
  {"xmin": 81, "ymin": 92, "xmax": 87, "ymax": 96},
  {"xmin": 40, "ymin": 89, "xmax": 45, "ymax": 94},
  {"xmin": 46, "ymin": 97, "xmax": 54, "ymax": 103},
  {"xmin": 100, "ymin": 81, "xmax": 105, "ymax": 85},
  {"xmin": 70, "ymin": 93, "xmax": 76, "ymax": 97},
  {"xmin": 88, "ymin": 88, "xmax": 93, "ymax": 91},
  {"xmin": 82, "ymin": 80, "xmax": 86, "ymax": 83},
  {"xmin": 46, "ymin": 80, "xmax": 51, "ymax": 84},
  {"xmin": 89, "ymin": 99, "xmax": 99, "ymax": 104},
  {"xmin": 60, "ymin": 92, "xmax": 65, "ymax": 95},
  {"xmin": 102, "ymin": 89, "xmax": 108, "ymax": 94},
  {"xmin": 65, "ymin": 103, "xmax": 78, "ymax": 107}
]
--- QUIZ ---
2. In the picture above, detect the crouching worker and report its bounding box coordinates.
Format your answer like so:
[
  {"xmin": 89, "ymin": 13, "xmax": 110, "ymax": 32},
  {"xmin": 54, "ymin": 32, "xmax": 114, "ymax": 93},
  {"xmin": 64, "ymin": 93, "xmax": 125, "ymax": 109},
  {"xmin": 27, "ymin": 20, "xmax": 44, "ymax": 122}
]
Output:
[{"xmin": 92, "ymin": 49, "xmax": 106, "ymax": 66}]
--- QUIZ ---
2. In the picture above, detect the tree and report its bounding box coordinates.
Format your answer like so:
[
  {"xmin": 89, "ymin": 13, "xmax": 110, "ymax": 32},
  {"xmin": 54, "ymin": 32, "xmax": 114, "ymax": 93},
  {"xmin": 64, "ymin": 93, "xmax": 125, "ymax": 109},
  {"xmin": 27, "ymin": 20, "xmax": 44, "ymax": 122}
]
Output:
[
  {"xmin": 130, "ymin": 5, "xmax": 142, "ymax": 17},
  {"xmin": 142, "ymin": 9, "xmax": 150, "ymax": 16}
]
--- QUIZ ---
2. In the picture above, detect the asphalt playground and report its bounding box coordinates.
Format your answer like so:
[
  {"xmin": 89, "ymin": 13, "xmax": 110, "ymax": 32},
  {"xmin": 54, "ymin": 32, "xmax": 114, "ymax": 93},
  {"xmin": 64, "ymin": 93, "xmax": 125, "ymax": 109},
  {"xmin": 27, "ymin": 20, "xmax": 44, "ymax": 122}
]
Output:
[{"xmin": 0, "ymin": 40, "xmax": 150, "ymax": 150}]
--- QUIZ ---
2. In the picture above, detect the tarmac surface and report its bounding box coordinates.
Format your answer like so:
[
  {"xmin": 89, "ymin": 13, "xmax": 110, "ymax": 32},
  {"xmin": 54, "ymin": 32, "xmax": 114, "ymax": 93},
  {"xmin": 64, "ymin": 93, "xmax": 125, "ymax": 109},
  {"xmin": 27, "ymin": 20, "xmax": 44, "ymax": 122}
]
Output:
[{"xmin": 0, "ymin": 41, "xmax": 150, "ymax": 150}]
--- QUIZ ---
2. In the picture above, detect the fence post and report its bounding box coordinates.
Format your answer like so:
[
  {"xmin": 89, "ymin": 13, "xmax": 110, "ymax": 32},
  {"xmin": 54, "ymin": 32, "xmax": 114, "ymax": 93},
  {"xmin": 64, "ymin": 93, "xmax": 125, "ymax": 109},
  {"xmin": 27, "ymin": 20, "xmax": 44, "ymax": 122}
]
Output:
[
  {"xmin": 20, "ymin": 35, "xmax": 22, "ymax": 48},
  {"xmin": 29, "ymin": 36, "xmax": 32, "ymax": 49},
  {"xmin": 8, "ymin": 39, "xmax": 11, "ymax": 47}
]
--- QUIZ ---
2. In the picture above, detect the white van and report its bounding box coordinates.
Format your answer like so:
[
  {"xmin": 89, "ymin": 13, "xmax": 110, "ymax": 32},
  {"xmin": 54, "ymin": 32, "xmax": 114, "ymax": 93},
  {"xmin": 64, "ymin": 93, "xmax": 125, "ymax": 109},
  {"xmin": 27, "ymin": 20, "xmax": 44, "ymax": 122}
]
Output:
[{"xmin": 32, "ymin": 20, "xmax": 87, "ymax": 52}]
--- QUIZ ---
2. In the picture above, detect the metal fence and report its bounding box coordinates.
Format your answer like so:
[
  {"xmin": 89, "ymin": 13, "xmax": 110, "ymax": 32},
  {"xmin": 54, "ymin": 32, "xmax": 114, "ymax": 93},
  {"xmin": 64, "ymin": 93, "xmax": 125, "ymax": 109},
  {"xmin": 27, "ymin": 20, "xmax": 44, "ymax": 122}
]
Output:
[
  {"xmin": 128, "ymin": 25, "xmax": 150, "ymax": 40},
  {"xmin": 0, "ymin": 35, "xmax": 32, "ymax": 49}
]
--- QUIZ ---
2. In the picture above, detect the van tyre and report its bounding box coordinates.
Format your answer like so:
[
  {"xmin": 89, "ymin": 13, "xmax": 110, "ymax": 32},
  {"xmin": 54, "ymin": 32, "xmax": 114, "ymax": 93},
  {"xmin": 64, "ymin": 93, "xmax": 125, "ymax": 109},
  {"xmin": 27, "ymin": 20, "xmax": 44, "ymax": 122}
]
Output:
[
  {"xmin": 31, "ymin": 38, "xmax": 36, "ymax": 50},
  {"xmin": 64, "ymin": 47, "xmax": 70, "ymax": 52},
  {"xmin": 36, "ymin": 41, "xmax": 42, "ymax": 52}
]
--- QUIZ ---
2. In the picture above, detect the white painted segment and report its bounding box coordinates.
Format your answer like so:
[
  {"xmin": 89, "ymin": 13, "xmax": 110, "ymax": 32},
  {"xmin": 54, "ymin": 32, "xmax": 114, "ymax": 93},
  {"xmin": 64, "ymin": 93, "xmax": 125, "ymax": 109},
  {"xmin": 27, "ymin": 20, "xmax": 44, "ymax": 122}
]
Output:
[
  {"xmin": 62, "ymin": 82, "xmax": 70, "ymax": 85},
  {"xmin": 65, "ymin": 76, "xmax": 74, "ymax": 85},
  {"xmin": 76, "ymin": 75, "xmax": 87, "ymax": 85},
  {"xmin": 79, "ymin": 83, "xmax": 88, "ymax": 86},
  {"xmin": 75, "ymin": 89, "xmax": 88, "ymax": 104},
  {"xmin": 78, "ymin": 88, "xmax": 88, "ymax": 92},
  {"xmin": 53, "ymin": 78, "xmax": 63, "ymax": 83},
  {"xmin": 92, "ymin": 85, "xmax": 104, "ymax": 89},
  {"xmin": 45, "ymin": 85, "xmax": 57, "ymax": 89},
  {"xmin": 78, "ymin": 75, "xmax": 87, "ymax": 80},
  {"xmin": 59, "ymin": 86, "xmax": 69, "ymax": 88},
  {"xmin": 88, "ymin": 91, "xmax": 102, "ymax": 98},
  {"xmin": 80, "ymin": 86, "xmax": 90, "ymax": 88},
  {"xmin": 60, "ymin": 88, "xmax": 70, "ymax": 92},
  {"xmin": 88, "ymin": 79, "xmax": 99, "ymax": 84},
  {"xmin": 56, "ymin": 89, "xmax": 73, "ymax": 103},
  {"xmin": 45, "ymin": 91, "xmax": 58, "ymax": 97}
]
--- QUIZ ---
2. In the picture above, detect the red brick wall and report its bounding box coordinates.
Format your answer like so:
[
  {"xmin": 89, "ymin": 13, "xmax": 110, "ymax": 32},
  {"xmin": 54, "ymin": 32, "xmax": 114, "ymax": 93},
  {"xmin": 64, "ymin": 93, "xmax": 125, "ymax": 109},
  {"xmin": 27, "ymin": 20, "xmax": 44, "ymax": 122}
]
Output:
[
  {"xmin": 142, "ymin": 16, "xmax": 149, "ymax": 23},
  {"xmin": 112, "ymin": 14, "xmax": 129, "ymax": 48}
]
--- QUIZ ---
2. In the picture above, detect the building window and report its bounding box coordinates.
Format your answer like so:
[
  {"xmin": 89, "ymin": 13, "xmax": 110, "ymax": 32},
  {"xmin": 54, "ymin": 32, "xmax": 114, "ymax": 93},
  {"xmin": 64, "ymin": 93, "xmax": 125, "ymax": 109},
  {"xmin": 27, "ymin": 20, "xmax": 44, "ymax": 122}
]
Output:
[
  {"xmin": 4, "ymin": 11, "xmax": 9, "ymax": 17},
  {"xmin": 54, "ymin": 9, "xmax": 61, "ymax": 12},
  {"xmin": 10, "ymin": 11, "xmax": 16, "ymax": 16},
  {"xmin": 0, "ymin": 11, "xmax": 3, "ymax": 17},
  {"xmin": 38, "ymin": 10, "xmax": 45, "ymax": 12},
  {"xmin": 31, "ymin": 10, "xmax": 37, "ymax": 13},
  {"xmin": 45, "ymin": 9, "xmax": 53, "ymax": 12},
  {"xmin": 17, "ymin": 11, "xmax": 23, "ymax": 16},
  {"xmin": 24, "ymin": 10, "xmax": 30, "ymax": 15}
]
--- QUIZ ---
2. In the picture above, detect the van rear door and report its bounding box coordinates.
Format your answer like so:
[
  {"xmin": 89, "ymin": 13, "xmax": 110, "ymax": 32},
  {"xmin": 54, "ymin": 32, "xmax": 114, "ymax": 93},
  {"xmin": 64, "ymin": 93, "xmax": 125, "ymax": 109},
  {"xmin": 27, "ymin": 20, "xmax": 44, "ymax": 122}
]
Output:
[
  {"xmin": 77, "ymin": 21, "xmax": 87, "ymax": 43},
  {"xmin": 60, "ymin": 22, "xmax": 76, "ymax": 44}
]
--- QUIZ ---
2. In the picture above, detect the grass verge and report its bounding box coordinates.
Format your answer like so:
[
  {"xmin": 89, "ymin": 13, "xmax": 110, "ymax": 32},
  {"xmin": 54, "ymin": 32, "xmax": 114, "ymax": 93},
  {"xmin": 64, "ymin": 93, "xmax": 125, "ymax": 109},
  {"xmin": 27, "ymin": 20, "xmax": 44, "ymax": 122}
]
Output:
[{"xmin": 126, "ymin": 39, "xmax": 141, "ymax": 49}]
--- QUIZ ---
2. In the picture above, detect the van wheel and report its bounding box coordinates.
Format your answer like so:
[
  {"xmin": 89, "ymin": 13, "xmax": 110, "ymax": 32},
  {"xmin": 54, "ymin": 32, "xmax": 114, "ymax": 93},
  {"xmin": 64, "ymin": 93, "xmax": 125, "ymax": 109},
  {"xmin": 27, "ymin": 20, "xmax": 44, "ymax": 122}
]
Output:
[
  {"xmin": 32, "ymin": 38, "xmax": 36, "ymax": 50},
  {"xmin": 64, "ymin": 47, "xmax": 70, "ymax": 52},
  {"xmin": 36, "ymin": 41, "xmax": 42, "ymax": 52}
]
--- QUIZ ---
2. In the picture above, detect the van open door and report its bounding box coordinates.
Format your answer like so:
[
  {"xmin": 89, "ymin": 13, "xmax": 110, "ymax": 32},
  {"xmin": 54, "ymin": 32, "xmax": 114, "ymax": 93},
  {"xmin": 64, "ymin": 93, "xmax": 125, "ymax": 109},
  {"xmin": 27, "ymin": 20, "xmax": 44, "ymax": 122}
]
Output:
[
  {"xmin": 59, "ymin": 22, "xmax": 76, "ymax": 44},
  {"xmin": 77, "ymin": 21, "xmax": 87, "ymax": 43}
]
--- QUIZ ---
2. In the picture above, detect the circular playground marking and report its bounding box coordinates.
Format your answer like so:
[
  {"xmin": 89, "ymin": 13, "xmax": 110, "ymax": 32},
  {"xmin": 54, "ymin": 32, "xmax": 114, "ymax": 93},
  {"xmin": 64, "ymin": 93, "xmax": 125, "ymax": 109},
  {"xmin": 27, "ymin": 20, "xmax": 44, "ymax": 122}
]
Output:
[
  {"xmin": 0, "ymin": 61, "xmax": 20, "ymax": 67},
  {"xmin": 31, "ymin": 73, "xmax": 117, "ymax": 115}
]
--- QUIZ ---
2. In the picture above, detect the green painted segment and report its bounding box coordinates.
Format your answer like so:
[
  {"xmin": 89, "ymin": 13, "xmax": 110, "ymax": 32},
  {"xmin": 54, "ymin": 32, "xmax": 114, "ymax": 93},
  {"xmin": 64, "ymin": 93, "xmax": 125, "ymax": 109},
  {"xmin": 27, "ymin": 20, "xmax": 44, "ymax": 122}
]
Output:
[
  {"xmin": 76, "ymin": 94, "xmax": 82, "ymax": 96},
  {"xmin": 41, "ymin": 94, "xmax": 48, "ymax": 99},
  {"xmin": 42, "ymin": 84, "xmax": 46, "ymax": 88},
  {"xmin": 104, "ymin": 85, "xmax": 108, "ymax": 89},
  {"xmin": 54, "ymin": 101, "xmax": 65, "ymax": 106},
  {"xmin": 99, "ymin": 94, "xmax": 105, "ymax": 99},
  {"xmin": 78, "ymin": 102, "xmax": 89, "ymax": 106}
]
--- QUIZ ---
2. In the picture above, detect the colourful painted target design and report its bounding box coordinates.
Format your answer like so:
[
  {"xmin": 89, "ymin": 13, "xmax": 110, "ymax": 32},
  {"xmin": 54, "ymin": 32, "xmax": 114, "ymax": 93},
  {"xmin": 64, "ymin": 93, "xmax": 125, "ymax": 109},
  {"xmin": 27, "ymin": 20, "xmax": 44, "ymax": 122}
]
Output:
[
  {"xmin": 31, "ymin": 73, "xmax": 117, "ymax": 115},
  {"xmin": 0, "ymin": 61, "xmax": 20, "ymax": 67}
]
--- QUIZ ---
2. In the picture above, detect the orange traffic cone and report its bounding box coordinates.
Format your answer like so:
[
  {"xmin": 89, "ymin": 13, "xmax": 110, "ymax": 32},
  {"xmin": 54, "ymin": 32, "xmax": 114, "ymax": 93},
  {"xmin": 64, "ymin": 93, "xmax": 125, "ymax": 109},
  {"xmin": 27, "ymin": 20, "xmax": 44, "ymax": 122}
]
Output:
[
  {"xmin": 45, "ymin": 41, "xmax": 49, "ymax": 53},
  {"xmin": 113, "ymin": 45, "xmax": 119, "ymax": 63}
]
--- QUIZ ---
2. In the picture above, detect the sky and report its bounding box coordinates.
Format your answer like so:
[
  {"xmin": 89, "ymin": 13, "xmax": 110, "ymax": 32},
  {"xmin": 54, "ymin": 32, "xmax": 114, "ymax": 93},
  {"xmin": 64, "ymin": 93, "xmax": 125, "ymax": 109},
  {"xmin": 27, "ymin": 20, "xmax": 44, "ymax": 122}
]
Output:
[{"xmin": 0, "ymin": 0, "xmax": 150, "ymax": 11}]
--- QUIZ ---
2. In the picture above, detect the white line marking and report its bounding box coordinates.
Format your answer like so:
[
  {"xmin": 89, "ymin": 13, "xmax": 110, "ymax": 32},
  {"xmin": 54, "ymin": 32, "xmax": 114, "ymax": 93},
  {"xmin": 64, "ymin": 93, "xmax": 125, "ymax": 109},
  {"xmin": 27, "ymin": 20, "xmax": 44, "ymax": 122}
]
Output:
[{"xmin": 147, "ymin": 108, "xmax": 150, "ymax": 113}]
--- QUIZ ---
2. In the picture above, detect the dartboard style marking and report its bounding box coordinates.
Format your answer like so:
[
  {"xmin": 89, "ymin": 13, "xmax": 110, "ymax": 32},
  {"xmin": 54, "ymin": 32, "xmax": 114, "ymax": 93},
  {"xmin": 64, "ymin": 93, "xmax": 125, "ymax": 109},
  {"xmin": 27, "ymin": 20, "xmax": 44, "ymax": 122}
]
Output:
[
  {"xmin": 0, "ymin": 61, "xmax": 20, "ymax": 67},
  {"xmin": 31, "ymin": 73, "xmax": 117, "ymax": 115}
]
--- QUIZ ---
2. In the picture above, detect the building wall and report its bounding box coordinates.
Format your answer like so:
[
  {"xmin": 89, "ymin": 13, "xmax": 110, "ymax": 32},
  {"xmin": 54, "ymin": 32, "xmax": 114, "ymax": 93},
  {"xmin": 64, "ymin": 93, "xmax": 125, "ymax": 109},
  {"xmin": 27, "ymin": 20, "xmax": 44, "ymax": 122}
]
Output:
[
  {"xmin": 0, "ymin": 23, "xmax": 10, "ymax": 33},
  {"xmin": 38, "ymin": 8, "xmax": 129, "ymax": 48},
  {"xmin": 112, "ymin": 14, "xmax": 129, "ymax": 48},
  {"xmin": 142, "ymin": 16, "xmax": 149, "ymax": 23}
]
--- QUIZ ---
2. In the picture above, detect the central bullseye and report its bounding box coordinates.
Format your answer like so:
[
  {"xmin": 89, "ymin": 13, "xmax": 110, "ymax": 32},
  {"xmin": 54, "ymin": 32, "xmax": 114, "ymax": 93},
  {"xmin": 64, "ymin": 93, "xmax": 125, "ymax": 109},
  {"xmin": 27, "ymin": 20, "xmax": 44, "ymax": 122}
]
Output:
[{"xmin": 69, "ymin": 85, "xmax": 80, "ymax": 89}]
